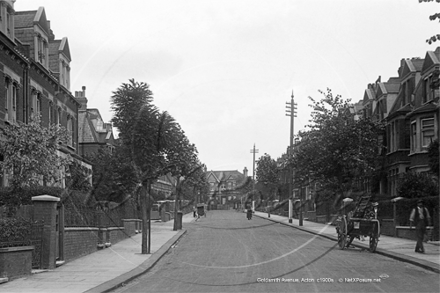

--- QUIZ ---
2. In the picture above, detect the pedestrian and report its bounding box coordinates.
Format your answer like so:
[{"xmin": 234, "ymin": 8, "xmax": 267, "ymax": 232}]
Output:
[
  {"xmin": 247, "ymin": 208, "xmax": 252, "ymax": 220},
  {"xmin": 193, "ymin": 206, "xmax": 196, "ymax": 218},
  {"xmin": 409, "ymin": 199, "xmax": 431, "ymax": 253}
]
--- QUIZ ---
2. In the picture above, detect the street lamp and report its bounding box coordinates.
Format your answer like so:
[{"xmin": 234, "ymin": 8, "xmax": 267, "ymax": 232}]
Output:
[{"xmin": 391, "ymin": 196, "xmax": 404, "ymax": 236}]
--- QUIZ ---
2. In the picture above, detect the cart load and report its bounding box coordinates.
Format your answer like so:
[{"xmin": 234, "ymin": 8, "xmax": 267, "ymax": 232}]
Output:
[
  {"xmin": 335, "ymin": 194, "xmax": 380, "ymax": 252},
  {"xmin": 197, "ymin": 203, "xmax": 206, "ymax": 217}
]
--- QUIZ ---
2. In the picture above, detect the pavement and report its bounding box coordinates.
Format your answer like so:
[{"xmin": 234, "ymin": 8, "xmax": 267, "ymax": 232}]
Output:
[{"xmin": 0, "ymin": 211, "xmax": 438, "ymax": 293}]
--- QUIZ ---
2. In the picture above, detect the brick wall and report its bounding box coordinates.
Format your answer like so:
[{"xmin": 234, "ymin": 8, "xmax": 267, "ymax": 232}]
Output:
[
  {"xmin": 108, "ymin": 227, "xmax": 127, "ymax": 244},
  {"xmin": 0, "ymin": 246, "xmax": 33, "ymax": 279},
  {"xmin": 63, "ymin": 224, "xmax": 137, "ymax": 262},
  {"xmin": 64, "ymin": 227, "xmax": 99, "ymax": 262}
]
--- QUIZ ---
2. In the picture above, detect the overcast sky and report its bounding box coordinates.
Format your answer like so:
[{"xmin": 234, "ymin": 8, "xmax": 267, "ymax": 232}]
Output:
[{"xmin": 15, "ymin": 0, "xmax": 438, "ymax": 173}]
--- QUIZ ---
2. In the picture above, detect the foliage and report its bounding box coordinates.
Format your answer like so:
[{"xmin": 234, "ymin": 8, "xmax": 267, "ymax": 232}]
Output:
[
  {"xmin": 428, "ymin": 139, "xmax": 439, "ymax": 177},
  {"xmin": 419, "ymin": 0, "xmax": 440, "ymax": 44},
  {"xmin": 0, "ymin": 218, "xmax": 32, "ymax": 243},
  {"xmin": 291, "ymin": 89, "xmax": 385, "ymax": 204},
  {"xmin": 110, "ymin": 79, "xmax": 154, "ymax": 146},
  {"xmin": 256, "ymin": 153, "xmax": 279, "ymax": 201},
  {"xmin": 110, "ymin": 78, "xmax": 204, "ymax": 250},
  {"xmin": 65, "ymin": 159, "xmax": 92, "ymax": 192},
  {"xmin": 396, "ymin": 171, "xmax": 438, "ymax": 199},
  {"xmin": 0, "ymin": 186, "xmax": 64, "ymax": 216},
  {"xmin": 85, "ymin": 146, "xmax": 137, "ymax": 203},
  {"xmin": 0, "ymin": 116, "xmax": 71, "ymax": 190}
]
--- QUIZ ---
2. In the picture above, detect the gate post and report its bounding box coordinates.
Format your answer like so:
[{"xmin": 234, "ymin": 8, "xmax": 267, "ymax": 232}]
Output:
[{"xmin": 32, "ymin": 195, "xmax": 60, "ymax": 270}]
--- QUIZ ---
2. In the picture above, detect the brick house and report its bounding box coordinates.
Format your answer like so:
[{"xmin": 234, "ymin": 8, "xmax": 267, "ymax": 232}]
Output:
[
  {"xmin": 0, "ymin": 3, "xmax": 91, "ymax": 187},
  {"xmin": 205, "ymin": 168, "xmax": 248, "ymax": 209},
  {"xmin": 358, "ymin": 52, "xmax": 439, "ymax": 197},
  {"xmin": 75, "ymin": 86, "xmax": 116, "ymax": 157},
  {"xmin": 407, "ymin": 49, "xmax": 439, "ymax": 175}
]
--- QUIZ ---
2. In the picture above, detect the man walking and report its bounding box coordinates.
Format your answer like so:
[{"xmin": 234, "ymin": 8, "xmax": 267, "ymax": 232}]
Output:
[{"xmin": 409, "ymin": 199, "xmax": 431, "ymax": 253}]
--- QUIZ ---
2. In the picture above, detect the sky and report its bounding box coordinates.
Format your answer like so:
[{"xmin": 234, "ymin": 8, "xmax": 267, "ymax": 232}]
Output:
[{"xmin": 14, "ymin": 0, "xmax": 439, "ymax": 174}]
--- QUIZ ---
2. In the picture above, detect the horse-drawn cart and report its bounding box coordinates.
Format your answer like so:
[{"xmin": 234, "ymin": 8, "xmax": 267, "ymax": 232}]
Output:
[
  {"xmin": 335, "ymin": 195, "xmax": 380, "ymax": 252},
  {"xmin": 196, "ymin": 203, "xmax": 207, "ymax": 218}
]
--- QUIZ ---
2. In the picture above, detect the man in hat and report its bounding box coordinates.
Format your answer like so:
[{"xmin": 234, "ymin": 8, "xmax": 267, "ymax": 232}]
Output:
[{"xmin": 409, "ymin": 199, "xmax": 431, "ymax": 253}]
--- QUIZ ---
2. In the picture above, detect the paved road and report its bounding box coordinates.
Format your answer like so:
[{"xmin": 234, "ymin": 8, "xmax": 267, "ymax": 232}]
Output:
[{"xmin": 112, "ymin": 210, "xmax": 439, "ymax": 293}]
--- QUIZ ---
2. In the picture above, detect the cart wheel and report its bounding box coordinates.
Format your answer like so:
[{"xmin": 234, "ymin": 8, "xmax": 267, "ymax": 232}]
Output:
[
  {"xmin": 369, "ymin": 235, "xmax": 378, "ymax": 252},
  {"xmin": 347, "ymin": 235, "xmax": 354, "ymax": 247},
  {"xmin": 369, "ymin": 221, "xmax": 380, "ymax": 252},
  {"xmin": 337, "ymin": 216, "xmax": 348, "ymax": 250}
]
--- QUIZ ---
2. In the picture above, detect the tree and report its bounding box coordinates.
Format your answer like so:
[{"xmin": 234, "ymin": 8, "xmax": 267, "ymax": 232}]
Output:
[
  {"xmin": 291, "ymin": 89, "xmax": 385, "ymax": 209},
  {"xmin": 110, "ymin": 79, "xmax": 162, "ymax": 254},
  {"xmin": 256, "ymin": 153, "xmax": 279, "ymax": 201},
  {"xmin": 397, "ymin": 171, "xmax": 438, "ymax": 199},
  {"xmin": 420, "ymin": 0, "xmax": 440, "ymax": 44},
  {"xmin": 110, "ymin": 79, "xmax": 203, "ymax": 252},
  {"xmin": 0, "ymin": 116, "xmax": 71, "ymax": 190},
  {"xmin": 428, "ymin": 139, "xmax": 439, "ymax": 177},
  {"xmin": 85, "ymin": 145, "xmax": 137, "ymax": 203}
]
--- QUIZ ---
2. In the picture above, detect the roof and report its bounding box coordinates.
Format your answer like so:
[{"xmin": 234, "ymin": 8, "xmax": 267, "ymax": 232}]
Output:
[
  {"xmin": 14, "ymin": 10, "xmax": 37, "ymax": 29},
  {"xmin": 15, "ymin": 7, "xmax": 50, "ymax": 36},
  {"xmin": 206, "ymin": 170, "xmax": 245, "ymax": 183}
]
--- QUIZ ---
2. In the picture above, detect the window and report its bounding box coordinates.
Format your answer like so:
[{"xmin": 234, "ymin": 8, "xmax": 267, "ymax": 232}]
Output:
[
  {"xmin": 421, "ymin": 118, "xmax": 435, "ymax": 148},
  {"xmin": 56, "ymin": 107, "xmax": 62, "ymax": 126},
  {"xmin": 67, "ymin": 117, "xmax": 73, "ymax": 146},
  {"xmin": 423, "ymin": 76, "xmax": 433, "ymax": 103},
  {"xmin": 48, "ymin": 102, "xmax": 53, "ymax": 125},
  {"xmin": 5, "ymin": 78, "xmax": 18, "ymax": 123},
  {"xmin": 35, "ymin": 34, "xmax": 48, "ymax": 67},
  {"xmin": 410, "ymin": 122, "xmax": 417, "ymax": 152},
  {"xmin": 31, "ymin": 91, "xmax": 42, "ymax": 119}
]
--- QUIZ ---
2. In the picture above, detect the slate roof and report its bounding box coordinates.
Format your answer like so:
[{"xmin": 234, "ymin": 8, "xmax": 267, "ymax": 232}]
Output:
[
  {"xmin": 207, "ymin": 170, "xmax": 246, "ymax": 183},
  {"xmin": 14, "ymin": 10, "xmax": 37, "ymax": 29}
]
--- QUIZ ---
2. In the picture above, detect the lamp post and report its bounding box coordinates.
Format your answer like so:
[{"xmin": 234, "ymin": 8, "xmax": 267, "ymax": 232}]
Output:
[
  {"xmin": 286, "ymin": 90, "xmax": 297, "ymax": 223},
  {"xmin": 391, "ymin": 197, "xmax": 404, "ymax": 236}
]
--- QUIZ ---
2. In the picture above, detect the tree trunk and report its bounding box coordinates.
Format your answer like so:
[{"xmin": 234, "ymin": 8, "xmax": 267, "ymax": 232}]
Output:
[
  {"xmin": 140, "ymin": 184, "xmax": 150, "ymax": 254},
  {"xmin": 173, "ymin": 177, "xmax": 181, "ymax": 231}
]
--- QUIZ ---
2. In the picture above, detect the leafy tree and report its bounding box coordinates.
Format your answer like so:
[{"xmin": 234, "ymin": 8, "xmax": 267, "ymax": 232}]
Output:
[
  {"xmin": 397, "ymin": 171, "xmax": 438, "ymax": 199},
  {"xmin": 0, "ymin": 116, "xmax": 71, "ymax": 190},
  {"xmin": 420, "ymin": 0, "xmax": 440, "ymax": 44},
  {"xmin": 65, "ymin": 159, "xmax": 92, "ymax": 192},
  {"xmin": 428, "ymin": 139, "xmax": 439, "ymax": 177},
  {"xmin": 256, "ymin": 153, "xmax": 279, "ymax": 201},
  {"xmin": 291, "ymin": 89, "xmax": 385, "ymax": 209},
  {"xmin": 85, "ymin": 145, "xmax": 137, "ymax": 203},
  {"xmin": 110, "ymin": 79, "xmax": 203, "ymax": 252}
]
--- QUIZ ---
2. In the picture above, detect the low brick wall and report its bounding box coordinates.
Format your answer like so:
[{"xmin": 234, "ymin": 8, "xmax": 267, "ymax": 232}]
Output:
[
  {"xmin": 396, "ymin": 226, "xmax": 435, "ymax": 241},
  {"xmin": 108, "ymin": 227, "xmax": 127, "ymax": 244},
  {"xmin": 64, "ymin": 227, "xmax": 99, "ymax": 262},
  {"xmin": 380, "ymin": 219, "xmax": 395, "ymax": 236},
  {"xmin": 122, "ymin": 219, "xmax": 141, "ymax": 236},
  {"xmin": 0, "ymin": 246, "xmax": 34, "ymax": 279}
]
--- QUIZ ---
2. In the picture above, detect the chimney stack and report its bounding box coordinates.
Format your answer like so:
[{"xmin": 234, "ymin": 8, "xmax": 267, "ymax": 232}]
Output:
[{"xmin": 75, "ymin": 86, "xmax": 88, "ymax": 110}]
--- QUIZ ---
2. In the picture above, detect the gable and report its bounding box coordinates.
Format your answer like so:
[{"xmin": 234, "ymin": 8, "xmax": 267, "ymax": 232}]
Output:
[
  {"xmin": 422, "ymin": 51, "xmax": 439, "ymax": 73},
  {"xmin": 399, "ymin": 59, "xmax": 416, "ymax": 79},
  {"xmin": 34, "ymin": 7, "xmax": 50, "ymax": 37},
  {"xmin": 59, "ymin": 37, "xmax": 71, "ymax": 61},
  {"xmin": 207, "ymin": 172, "xmax": 219, "ymax": 183},
  {"xmin": 78, "ymin": 112, "xmax": 98, "ymax": 143},
  {"xmin": 363, "ymin": 88, "xmax": 374, "ymax": 104}
]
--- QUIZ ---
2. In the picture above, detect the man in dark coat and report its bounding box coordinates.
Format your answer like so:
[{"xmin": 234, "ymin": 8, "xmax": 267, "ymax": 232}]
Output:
[{"xmin": 409, "ymin": 199, "xmax": 431, "ymax": 253}]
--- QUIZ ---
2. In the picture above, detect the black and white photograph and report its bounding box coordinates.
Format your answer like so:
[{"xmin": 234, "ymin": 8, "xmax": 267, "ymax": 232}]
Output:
[{"xmin": 0, "ymin": 0, "xmax": 439, "ymax": 292}]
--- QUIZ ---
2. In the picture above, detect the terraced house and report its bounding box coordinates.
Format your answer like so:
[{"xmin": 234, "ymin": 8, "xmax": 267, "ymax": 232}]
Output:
[
  {"xmin": 0, "ymin": 2, "xmax": 92, "ymax": 187},
  {"xmin": 358, "ymin": 49, "xmax": 439, "ymax": 197}
]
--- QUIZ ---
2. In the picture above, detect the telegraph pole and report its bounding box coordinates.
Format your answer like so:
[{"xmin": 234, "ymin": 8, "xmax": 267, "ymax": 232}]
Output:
[
  {"xmin": 286, "ymin": 91, "xmax": 298, "ymax": 224},
  {"xmin": 250, "ymin": 144, "xmax": 259, "ymax": 211}
]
